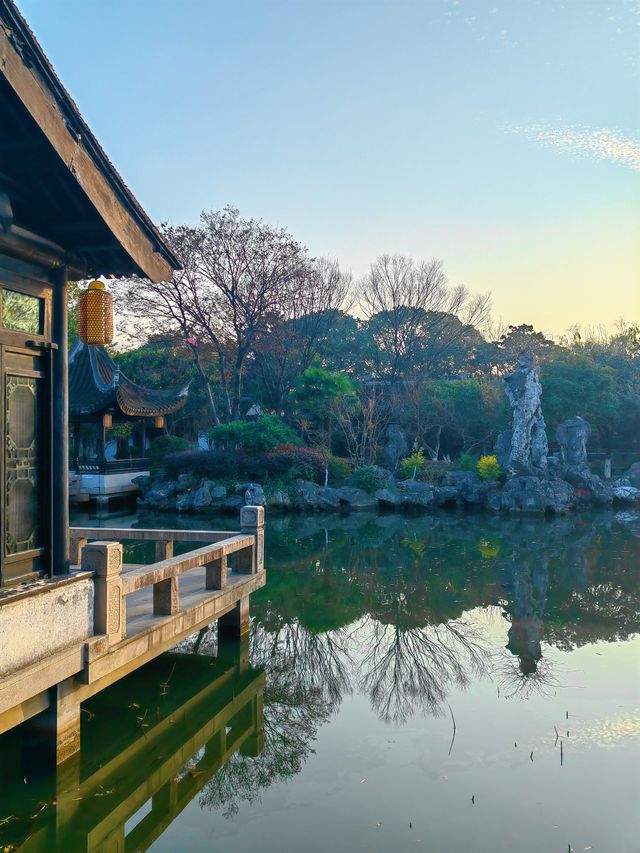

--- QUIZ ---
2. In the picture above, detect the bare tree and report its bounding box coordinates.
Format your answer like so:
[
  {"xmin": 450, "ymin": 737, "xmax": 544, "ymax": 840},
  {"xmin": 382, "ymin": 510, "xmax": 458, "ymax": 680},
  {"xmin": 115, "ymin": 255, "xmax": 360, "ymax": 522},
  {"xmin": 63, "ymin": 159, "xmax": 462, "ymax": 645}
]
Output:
[
  {"xmin": 358, "ymin": 254, "xmax": 491, "ymax": 381},
  {"xmin": 115, "ymin": 208, "xmax": 311, "ymax": 422},
  {"xmin": 333, "ymin": 385, "xmax": 392, "ymax": 466},
  {"xmin": 252, "ymin": 257, "xmax": 352, "ymax": 412}
]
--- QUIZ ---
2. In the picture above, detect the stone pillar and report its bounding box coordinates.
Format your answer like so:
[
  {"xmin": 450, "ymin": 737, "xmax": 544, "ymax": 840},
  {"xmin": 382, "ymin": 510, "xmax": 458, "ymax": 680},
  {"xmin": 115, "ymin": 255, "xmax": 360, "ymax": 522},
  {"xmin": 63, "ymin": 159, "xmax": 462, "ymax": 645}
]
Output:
[
  {"xmin": 82, "ymin": 541, "xmax": 125, "ymax": 645},
  {"xmin": 205, "ymin": 555, "xmax": 227, "ymax": 590},
  {"xmin": 69, "ymin": 536, "xmax": 88, "ymax": 568},
  {"xmin": 236, "ymin": 505, "xmax": 265, "ymax": 574}
]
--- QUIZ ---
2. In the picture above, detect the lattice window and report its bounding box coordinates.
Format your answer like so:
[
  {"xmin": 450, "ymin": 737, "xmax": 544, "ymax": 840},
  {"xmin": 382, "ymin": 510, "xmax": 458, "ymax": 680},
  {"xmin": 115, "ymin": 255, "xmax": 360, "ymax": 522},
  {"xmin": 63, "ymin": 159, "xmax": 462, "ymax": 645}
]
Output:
[{"xmin": 5, "ymin": 375, "xmax": 39, "ymax": 555}]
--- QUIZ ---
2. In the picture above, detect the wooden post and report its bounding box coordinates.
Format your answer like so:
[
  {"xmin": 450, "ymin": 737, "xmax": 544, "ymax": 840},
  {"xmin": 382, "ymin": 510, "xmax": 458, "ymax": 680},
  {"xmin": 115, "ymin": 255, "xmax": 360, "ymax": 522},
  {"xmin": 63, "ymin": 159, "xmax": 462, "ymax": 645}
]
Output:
[
  {"xmin": 236, "ymin": 505, "xmax": 265, "ymax": 574},
  {"xmin": 82, "ymin": 541, "xmax": 125, "ymax": 645},
  {"xmin": 51, "ymin": 266, "xmax": 69, "ymax": 575}
]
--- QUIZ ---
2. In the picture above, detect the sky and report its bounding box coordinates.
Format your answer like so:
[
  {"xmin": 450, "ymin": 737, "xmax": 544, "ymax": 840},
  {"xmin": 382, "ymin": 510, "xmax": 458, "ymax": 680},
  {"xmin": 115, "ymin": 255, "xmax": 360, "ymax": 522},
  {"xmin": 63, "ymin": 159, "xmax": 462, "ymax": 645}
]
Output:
[{"xmin": 18, "ymin": 0, "xmax": 640, "ymax": 336}]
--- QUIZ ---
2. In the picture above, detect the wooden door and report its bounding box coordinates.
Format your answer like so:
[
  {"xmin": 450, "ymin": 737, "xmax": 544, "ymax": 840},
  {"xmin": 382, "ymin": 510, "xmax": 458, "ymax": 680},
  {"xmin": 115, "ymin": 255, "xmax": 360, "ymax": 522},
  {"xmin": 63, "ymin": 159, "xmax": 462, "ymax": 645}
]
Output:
[{"xmin": 0, "ymin": 277, "xmax": 51, "ymax": 586}]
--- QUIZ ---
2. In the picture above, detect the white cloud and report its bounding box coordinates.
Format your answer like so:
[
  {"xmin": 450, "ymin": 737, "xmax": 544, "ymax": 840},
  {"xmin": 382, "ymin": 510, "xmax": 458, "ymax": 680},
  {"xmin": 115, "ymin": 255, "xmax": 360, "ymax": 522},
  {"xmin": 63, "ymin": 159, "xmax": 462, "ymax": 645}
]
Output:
[{"xmin": 506, "ymin": 123, "xmax": 640, "ymax": 171}]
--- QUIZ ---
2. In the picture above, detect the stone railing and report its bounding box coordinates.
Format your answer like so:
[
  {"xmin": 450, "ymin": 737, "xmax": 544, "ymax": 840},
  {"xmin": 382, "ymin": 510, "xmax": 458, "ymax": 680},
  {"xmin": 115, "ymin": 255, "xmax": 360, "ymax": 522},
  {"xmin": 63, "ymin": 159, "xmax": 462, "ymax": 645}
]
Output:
[{"xmin": 70, "ymin": 506, "xmax": 265, "ymax": 646}]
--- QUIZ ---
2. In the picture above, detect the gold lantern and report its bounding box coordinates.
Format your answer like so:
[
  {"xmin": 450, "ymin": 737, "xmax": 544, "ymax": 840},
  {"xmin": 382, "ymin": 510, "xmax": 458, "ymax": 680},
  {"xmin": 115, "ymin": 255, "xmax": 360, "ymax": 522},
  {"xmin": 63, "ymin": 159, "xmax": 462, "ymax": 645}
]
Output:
[
  {"xmin": 78, "ymin": 280, "xmax": 114, "ymax": 345},
  {"xmin": 102, "ymin": 413, "xmax": 113, "ymax": 428},
  {"xmin": 154, "ymin": 415, "xmax": 165, "ymax": 429}
]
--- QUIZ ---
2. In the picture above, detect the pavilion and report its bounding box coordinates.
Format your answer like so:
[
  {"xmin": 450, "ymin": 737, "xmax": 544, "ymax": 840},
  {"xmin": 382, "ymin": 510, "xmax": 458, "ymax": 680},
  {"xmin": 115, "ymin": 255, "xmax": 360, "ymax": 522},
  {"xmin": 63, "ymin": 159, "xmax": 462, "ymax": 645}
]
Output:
[{"xmin": 68, "ymin": 340, "xmax": 189, "ymax": 507}]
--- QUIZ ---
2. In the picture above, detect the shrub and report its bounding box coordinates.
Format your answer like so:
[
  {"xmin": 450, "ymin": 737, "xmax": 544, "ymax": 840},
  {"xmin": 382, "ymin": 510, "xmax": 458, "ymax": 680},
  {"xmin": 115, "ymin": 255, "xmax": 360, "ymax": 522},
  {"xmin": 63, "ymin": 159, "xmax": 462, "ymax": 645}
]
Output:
[
  {"xmin": 400, "ymin": 449, "xmax": 426, "ymax": 479},
  {"xmin": 352, "ymin": 465, "xmax": 390, "ymax": 494},
  {"xmin": 210, "ymin": 415, "xmax": 301, "ymax": 453},
  {"xmin": 416, "ymin": 460, "xmax": 450, "ymax": 485},
  {"xmin": 457, "ymin": 452, "xmax": 478, "ymax": 471},
  {"xmin": 477, "ymin": 454, "xmax": 501, "ymax": 481},
  {"xmin": 327, "ymin": 455, "xmax": 352, "ymax": 483},
  {"xmin": 149, "ymin": 435, "xmax": 191, "ymax": 472},
  {"xmin": 265, "ymin": 445, "xmax": 327, "ymax": 482},
  {"xmin": 164, "ymin": 445, "xmax": 327, "ymax": 484}
]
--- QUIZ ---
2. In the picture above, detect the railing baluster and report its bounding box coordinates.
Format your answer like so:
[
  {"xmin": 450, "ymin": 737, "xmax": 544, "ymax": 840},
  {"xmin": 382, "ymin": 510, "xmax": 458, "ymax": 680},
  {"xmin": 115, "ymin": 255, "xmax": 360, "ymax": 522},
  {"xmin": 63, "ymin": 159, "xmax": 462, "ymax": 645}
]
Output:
[
  {"xmin": 153, "ymin": 576, "xmax": 179, "ymax": 615},
  {"xmin": 205, "ymin": 555, "xmax": 227, "ymax": 590}
]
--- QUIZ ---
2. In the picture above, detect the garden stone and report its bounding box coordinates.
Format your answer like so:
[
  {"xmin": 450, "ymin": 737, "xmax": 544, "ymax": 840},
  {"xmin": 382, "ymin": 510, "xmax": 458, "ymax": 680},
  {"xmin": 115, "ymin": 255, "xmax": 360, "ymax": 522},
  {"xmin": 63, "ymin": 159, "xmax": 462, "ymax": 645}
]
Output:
[
  {"xmin": 234, "ymin": 482, "xmax": 253, "ymax": 496},
  {"xmin": 384, "ymin": 424, "xmax": 409, "ymax": 471},
  {"xmin": 562, "ymin": 466, "xmax": 612, "ymax": 505},
  {"xmin": 398, "ymin": 480, "xmax": 437, "ymax": 508},
  {"xmin": 434, "ymin": 485, "xmax": 459, "ymax": 507},
  {"xmin": 375, "ymin": 487, "xmax": 403, "ymax": 508},
  {"xmin": 176, "ymin": 492, "xmax": 194, "ymax": 512},
  {"xmin": 244, "ymin": 483, "xmax": 266, "ymax": 506},
  {"xmin": 269, "ymin": 489, "xmax": 291, "ymax": 509},
  {"xmin": 191, "ymin": 484, "xmax": 213, "ymax": 510},
  {"xmin": 611, "ymin": 484, "xmax": 640, "ymax": 503},
  {"xmin": 316, "ymin": 487, "xmax": 343, "ymax": 509},
  {"xmin": 624, "ymin": 462, "xmax": 640, "ymax": 489},
  {"xmin": 208, "ymin": 484, "xmax": 227, "ymax": 500},
  {"xmin": 500, "ymin": 476, "xmax": 575, "ymax": 514},
  {"xmin": 334, "ymin": 487, "xmax": 377, "ymax": 509},
  {"xmin": 556, "ymin": 416, "xmax": 591, "ymax": 467},
  {"xmin": 292, "ymin": 480, "xmax": 322, "ymax": 509}
]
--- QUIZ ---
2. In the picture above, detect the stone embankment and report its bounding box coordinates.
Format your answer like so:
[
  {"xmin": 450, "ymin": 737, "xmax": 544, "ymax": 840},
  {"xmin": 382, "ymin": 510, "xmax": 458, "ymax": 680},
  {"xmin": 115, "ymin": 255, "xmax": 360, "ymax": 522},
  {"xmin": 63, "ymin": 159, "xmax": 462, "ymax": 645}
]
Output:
[{"xmin": 134, "ymin": 462, "xmax": 640, "ymax": 517}]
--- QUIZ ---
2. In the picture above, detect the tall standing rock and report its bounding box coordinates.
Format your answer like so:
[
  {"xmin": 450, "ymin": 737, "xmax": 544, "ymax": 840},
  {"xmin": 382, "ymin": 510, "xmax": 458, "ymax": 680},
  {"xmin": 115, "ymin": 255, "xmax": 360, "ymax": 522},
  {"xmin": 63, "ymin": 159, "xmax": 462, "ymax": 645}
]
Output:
[{"xmin": 499, "ymin": 352, "xmax": 548, "ymax": 476}]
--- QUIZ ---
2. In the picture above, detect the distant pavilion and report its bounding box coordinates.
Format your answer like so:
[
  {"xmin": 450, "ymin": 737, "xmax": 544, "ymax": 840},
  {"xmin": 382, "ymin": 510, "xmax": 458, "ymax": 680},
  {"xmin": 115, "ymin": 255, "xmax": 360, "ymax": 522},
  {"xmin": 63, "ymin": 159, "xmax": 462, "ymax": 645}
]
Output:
[{"xmin": 68, "ymin": 340, "xmax": 189, "ymax": 507}]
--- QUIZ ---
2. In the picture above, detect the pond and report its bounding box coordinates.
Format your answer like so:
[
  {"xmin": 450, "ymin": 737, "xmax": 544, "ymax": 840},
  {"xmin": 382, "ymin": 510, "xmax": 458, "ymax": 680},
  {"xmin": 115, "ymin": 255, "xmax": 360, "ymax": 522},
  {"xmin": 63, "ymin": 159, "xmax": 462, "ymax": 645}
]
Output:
[{"xmin": 2, "ymin": 508, "xmax": 639, "ymax": 852}]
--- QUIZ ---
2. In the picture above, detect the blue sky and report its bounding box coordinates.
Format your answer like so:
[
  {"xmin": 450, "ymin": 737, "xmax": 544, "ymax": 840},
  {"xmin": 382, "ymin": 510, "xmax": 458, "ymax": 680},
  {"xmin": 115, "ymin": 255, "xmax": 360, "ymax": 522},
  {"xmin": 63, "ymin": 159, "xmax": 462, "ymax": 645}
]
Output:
[{"xmin": 19, "ymin": 0, "xmax": 640, "ymax": 334}]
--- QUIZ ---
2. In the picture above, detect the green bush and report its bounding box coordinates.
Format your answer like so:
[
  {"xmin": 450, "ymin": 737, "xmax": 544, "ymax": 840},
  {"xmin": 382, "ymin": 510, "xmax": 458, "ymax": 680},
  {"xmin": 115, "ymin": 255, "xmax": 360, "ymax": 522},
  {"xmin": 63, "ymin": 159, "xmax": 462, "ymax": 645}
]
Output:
[
  {"xmin": 352, "ymin": 465, "xmax": 390, "ymax": 494},
  {"xmin": 327, "ymin": 455, "xmax": 353, "ymax": 483},
  {"xmin": 210, "ymin": 415, "xmax": 301, "ymax": 453},
  {"xmin": 400, "ymin": 448, "xmax": 426, "ymax": 479},
  {"xmin": 457, "ymin": 452, "xmax": 478, "ymax": 471},
  {"xmin": 477, "ymin": 454, "xmax": 501, "ymax": 481},
  {"xmin": 149, "ymin": 435, "xmax": 191, "ymax": 472}
]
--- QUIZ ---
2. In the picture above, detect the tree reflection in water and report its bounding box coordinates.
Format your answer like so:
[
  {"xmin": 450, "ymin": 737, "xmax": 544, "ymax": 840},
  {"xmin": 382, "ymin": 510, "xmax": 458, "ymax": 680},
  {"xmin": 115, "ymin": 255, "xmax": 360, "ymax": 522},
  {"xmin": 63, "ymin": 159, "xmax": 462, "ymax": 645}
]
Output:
[
  {"xmin": 357, "ymin": 618, "xmax": 489, "ymax": 723},
  {"xmin": 199, "ymin": 622, "xmax": 351, "ymax": 817},
  {"xmin": 184, "ymin": 510, "xmax": 639, "ymax": 815}
]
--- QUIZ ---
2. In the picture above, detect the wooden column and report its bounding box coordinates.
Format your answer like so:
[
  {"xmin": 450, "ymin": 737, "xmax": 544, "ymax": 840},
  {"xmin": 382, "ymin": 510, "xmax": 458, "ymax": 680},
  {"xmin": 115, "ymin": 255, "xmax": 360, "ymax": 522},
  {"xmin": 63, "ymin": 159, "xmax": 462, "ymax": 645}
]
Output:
[{"xmin": 51, "ymin": 265, "xmax": 69, "ymax": 574}]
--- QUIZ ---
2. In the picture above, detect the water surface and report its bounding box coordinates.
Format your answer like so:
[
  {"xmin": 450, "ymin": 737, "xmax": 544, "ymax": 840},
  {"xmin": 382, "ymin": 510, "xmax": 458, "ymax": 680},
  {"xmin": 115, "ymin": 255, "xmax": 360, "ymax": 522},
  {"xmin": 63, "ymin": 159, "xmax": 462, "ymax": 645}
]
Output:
[{"xmin": 2, "ymin": 509, "xmax": 639, "ymax": 852}]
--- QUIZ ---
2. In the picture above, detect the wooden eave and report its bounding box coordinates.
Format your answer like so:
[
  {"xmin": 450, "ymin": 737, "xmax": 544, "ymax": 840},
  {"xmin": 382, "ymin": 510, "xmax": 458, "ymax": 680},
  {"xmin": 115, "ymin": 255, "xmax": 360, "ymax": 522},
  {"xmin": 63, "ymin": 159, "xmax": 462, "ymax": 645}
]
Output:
[{"xmin": 0, "ymin": 0, "xmax": 179, "ymax": 282}]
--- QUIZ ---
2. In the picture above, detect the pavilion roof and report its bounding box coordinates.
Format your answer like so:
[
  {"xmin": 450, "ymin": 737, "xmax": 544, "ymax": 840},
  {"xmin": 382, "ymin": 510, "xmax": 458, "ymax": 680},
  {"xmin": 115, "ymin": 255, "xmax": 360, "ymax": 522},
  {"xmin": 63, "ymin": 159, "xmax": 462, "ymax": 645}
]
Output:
[{"xmin": 69, "ymin": 340, "xmax": 189, "ymax": 417}]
